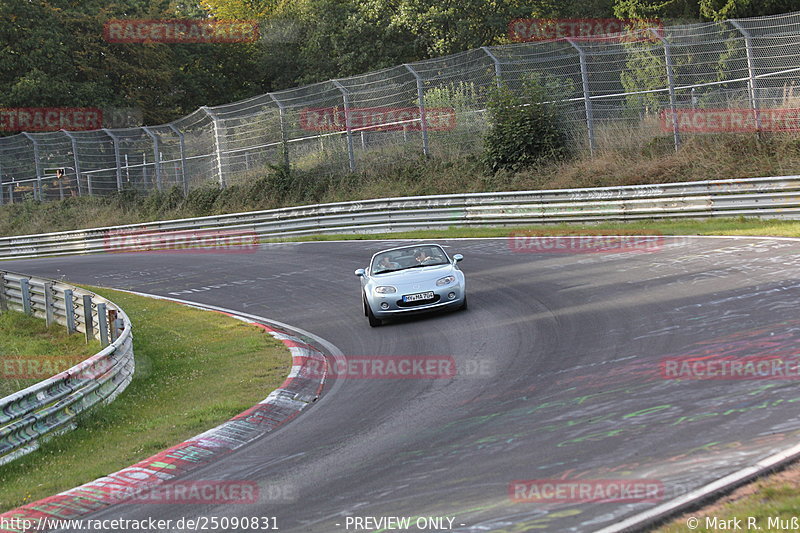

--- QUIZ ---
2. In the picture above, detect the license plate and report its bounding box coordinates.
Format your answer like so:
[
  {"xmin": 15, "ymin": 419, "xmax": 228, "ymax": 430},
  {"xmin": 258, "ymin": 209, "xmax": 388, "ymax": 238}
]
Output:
[{"xmin": 403, "ymin": 291, "xmax": 435, "ymax": 302}]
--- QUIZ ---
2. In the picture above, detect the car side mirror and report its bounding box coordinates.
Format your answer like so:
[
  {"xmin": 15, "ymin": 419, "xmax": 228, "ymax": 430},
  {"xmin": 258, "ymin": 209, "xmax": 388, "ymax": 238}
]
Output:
[
  {"xmin": 354, "ymin": 268, "xmax": 366, "ymax": 277},
  {"xmin": 452, "ymin": 254, "xmax": 464, "ymax": 263}
]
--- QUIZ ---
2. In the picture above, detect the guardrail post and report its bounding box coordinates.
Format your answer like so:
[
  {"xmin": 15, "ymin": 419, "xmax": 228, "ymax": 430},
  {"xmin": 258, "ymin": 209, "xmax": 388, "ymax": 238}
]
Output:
[
  {"xmin": 142, "ymin": 127, "xmax": 163, "ymax": 192},
  {"xmin": 64, "ymin": 289, "xmax": 76, "ymax": 333},
  {"xmin": 20, "ymin": 278, "xmax": 32, "ymax": 315},
  {"xmin": 109, "ymin": 308, "xmax": 119, "ymax": 341},
  {"xmin": 268, "ymin": 94, "xmax": 291, "ymax": 171},
  {"xmin": 481, "ymin": 46, "xmax": 503, "ymax": 88},
  {"xmin": 97, "ymin": 302, "xmax": 109, "ymax": 346},
  {"xmin": 332, "ymin": 80, "xmax": 357, "ymax": 172},
  {"xmin": 61, "ymin": 130, "xmax": 85, "ymax": 197},
  {"xmin": 730, "ymin": 20, "xmax": 762, "ymax": 132},
  {"xmin": 43, "ymin": 281, "xmax": 54, "ymax": 326},
  {"xmin": 168, "ymin": 124, "xmax": 189, "ymax": 196},
  {"xmin": 201, "ymin": 106, "xmax": 227, "ymax": 189},
  {"xmin": 82, "ymin": 294, "xmax": 94, "ymax": 342},
  {"xmin": 403, "ymin": 64, "xmax": 430, "ymax": 157},
  {"xmin": 652, "ymin": 30, "xmax": 681, "ymax": 151},
  {"xmin": 21, "ymin": 133, "xmax": 43, "ymax": 200},
  {"xmin": 0, "ymin": 272, "xmax": 7, "ymax": 311},
  {"xmin": 103, "ymin": 129, "xmax": 124, "ymax": 191},
  {"xmin": 567, "ymin": 39, "xmax": 596, "ymax": 156}
]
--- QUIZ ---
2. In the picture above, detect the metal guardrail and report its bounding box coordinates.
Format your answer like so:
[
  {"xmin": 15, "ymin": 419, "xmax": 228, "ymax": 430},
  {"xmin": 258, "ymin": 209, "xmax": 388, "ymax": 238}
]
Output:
[
  {"xmin": 0, "ymin": 272, "xmax": 134, "ymax": 465},
  {"xmin": 0, "ymin": 174, "xmax": 799, "ymax": 259}
]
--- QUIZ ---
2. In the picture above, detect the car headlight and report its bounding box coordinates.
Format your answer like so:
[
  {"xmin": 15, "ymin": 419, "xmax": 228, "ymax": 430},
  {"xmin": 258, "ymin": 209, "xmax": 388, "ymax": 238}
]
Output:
[
  {"xmin": 436, "ymin": 275, "xmax": 456, "ymax": 286},
  {"xmin": 374, "ymin": 286, "xmax": 397, "ymax": 294}
]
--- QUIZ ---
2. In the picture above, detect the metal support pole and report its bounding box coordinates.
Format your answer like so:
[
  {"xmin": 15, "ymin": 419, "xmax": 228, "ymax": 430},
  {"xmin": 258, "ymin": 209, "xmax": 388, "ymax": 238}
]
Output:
[
  {"xmin": 64, "ymin": 289, "xmax": 76, "ymax": 333},
  {"xmin": 82, "ymin": 294, "xmax": 94, "ymax": 343},
  {"xmin": 142, "ymin": 127, "xmax": 163, "ymax": 192},
  {"xmin": 20, "ymin": 278, "xmax": 31, "ymax": 315},
  {"xmin": 109, "ymin": 308, "xmax": 119, "ymax": 341},
  {"xmin": 21, "ymin": 133, "xmax": 43, "ymax": 200},
  {"xmin": 730, "ymin": 20, "xmax": 762, "ymax": 131},
  {"xmin": 403, "ymin": 64, "xmax": 431, "ymax": 157},
  {"xmin": 61, "ymin": 131, "xmax": 84, "ymax": 196},
  {"xmin": 201, "ymin": 106, "xmax": 226, "ymax": 188},
  {"xmin": 652, "ymin": 30, "xmax": 681, "ymax": 151},
  {"xmin": 168, "ymin": 124, "xmax": 189, "ymax": 196},
  {"xmin": 97, "ymin": 302, "xmax": 109, "ymax": 347},
  {"xmin": 567, "ymin": 39, "xmax": 596, "ymax": 156},
  {"xmin": 44, "ymin": 281, "xmax": 54, "ymax": 326},
  {"xmin": 268, "ymin": 94, "xmax": 291, "ymax": 171},
  {"xmin": 103, "ymin": 129, "xmax": 124, "ymax": 191},
  {"xmin": 332, "ymin": 80, "xmax": 356, "ymax": 172},
  {"xmin": 0, "ymin": 272, "xmax": 7, "ymax": 311},
  {"xmin": 0, "ymin": 159, "xmax": 4, "ymax": 206},
  {"xmin": 481, "ymin": 46, "xmax": 503, "ymax": 87}
]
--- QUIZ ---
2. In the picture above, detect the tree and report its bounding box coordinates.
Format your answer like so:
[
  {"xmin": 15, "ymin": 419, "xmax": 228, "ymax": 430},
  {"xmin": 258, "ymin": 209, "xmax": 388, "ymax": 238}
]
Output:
[{"xmin": 0, "ymin": 0, "xmax": 266, "ymax": 129}]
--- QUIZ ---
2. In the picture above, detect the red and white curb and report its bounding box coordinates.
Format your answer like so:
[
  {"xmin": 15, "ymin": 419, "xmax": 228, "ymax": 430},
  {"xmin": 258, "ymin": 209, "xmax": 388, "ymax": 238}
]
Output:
[{"xmin": 0, "ymin": 304, "xmax": 328, "ymax": 533}]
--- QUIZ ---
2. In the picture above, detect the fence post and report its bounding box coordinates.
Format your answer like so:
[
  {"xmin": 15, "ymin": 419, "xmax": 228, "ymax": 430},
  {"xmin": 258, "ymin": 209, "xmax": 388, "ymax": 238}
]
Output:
[
  {"xmin": 730, "ymin": 20, "xmax": 762, "ymax": 131},
  {"xmin": 332, "ymin": 80, "xmax": 357, "ymax": 172},
  {"xmin": 403, "ymin": 64, "xmax": 430, "ymax": 157},
  {"xmin": 97, "ymin": 302, "xmax": 109, "ymax": 347},
  {"xmin": 20, "ymin": 278, "xmax": 32, "ymax": 315},
  {"xmin": 142, "ymin": 127, "xmax": 163, "ymax": 192},
  {"xmin": 652, "ymin": 30, "xmax": 681, "ymax": 151},
  {"xmin": 61, "ymin": 130, "xmax": 84, "ymax": 197},
  {"xmin": 109, "ymin": 308, "xmax": 119, "ymax": 341},
  {"xmin": 21, "ymin": 133, "xmax": 43, "ymax": 200},
  {"xmin": 103, "ymin": 129, "xmax": 124, "ymax": 191},
  {"xmin": 44, "ymin": 281, "xmax": 54, "ymax": 327},
  {"xmin": 481, "ymin": 46, "xmax": 503, "ymax": 88},
  {"xmin": 82, "ymin": 294, "xmax": 94, "ymax": 343},
  {"xmin": 201, "ymin": 106, "xmax": 227, "ymax": 189},
  {"xmin": 0, "ymin": 271, "xmax": 7, "ymax": 312},
  {"xmin": 168, "ymin": 124, "xmax": 189, "ymax": 196},
  {"xmin": 268, "ymin": 93, "xmax": 291, "ymax": 171},
  {"xmin": 566, "ymin": 39, "xmax": 596, "ymax": 156},
  {"xmin": 64, "ymin": 289, "xmax": 76, "ymax": 333}
]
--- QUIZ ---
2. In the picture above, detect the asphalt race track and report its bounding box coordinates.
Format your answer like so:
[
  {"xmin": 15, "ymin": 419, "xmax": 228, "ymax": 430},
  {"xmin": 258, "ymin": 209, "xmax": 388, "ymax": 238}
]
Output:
[{"xmin": 5, "ymin": 236, "xmax": 800, "ymax": 532}]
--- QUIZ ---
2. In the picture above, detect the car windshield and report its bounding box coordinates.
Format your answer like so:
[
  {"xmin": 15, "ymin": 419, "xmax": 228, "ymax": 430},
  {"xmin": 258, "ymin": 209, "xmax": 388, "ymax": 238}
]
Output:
[{"xmin": 371, "ymin": 246, "xmax": 449, "ymax": 275}]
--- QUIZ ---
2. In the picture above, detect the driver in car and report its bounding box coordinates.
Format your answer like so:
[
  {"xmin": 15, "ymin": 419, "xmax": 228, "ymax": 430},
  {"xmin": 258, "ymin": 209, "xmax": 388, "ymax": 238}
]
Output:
[{"xmin": 414, "ymin": 249, "xmax": 440, "ymax": 265}]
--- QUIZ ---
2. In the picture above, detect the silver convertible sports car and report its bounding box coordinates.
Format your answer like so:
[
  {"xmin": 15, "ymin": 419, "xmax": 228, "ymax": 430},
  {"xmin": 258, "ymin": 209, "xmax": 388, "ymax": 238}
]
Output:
[{"xmin": 355, "ymin": 244, "xmax": 467, "ymax": 327}]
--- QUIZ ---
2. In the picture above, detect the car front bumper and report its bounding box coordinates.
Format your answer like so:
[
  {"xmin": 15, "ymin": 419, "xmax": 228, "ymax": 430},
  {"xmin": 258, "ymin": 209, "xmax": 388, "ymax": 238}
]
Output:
[{"xmin": 369, "ymin": 283, "xmax": 465, "ymax": 318}]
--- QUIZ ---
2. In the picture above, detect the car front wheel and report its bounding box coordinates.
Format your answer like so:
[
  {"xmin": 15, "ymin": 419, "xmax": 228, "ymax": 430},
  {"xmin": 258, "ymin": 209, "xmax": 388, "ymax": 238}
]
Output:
[{"xmin": 365, "ymin": 297, "xmax": 382, "ymax": 327}]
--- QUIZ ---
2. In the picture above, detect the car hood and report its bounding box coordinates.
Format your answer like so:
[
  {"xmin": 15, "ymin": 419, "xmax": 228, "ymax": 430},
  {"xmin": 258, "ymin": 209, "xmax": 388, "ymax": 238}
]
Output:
[{"xmin": 371, "ymin": 264, "xmax": 455, "ymax": 284}]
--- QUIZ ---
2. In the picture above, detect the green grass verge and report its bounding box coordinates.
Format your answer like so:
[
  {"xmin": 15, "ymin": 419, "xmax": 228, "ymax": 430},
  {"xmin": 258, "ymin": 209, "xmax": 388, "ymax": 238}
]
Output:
[
  {"xmin": 0, "ymin": 288, "xmax": 290, "ymax": 511},
  {"xmin": 0, "ymin": 312, "xmax": 101, "ymax": 397},
  {"xmin": 656, "ymin": 463, "xmax": 800, "ymax": 531}
]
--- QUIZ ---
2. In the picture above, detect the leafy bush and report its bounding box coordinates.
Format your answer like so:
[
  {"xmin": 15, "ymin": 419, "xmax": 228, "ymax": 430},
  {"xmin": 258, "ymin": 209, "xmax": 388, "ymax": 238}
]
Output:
[{"xmin": 482, "ymin": 76, "xmax": 571, "ymax": 173}]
